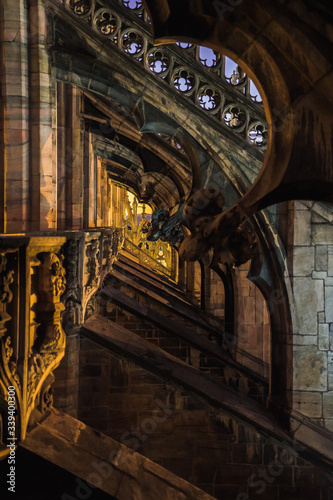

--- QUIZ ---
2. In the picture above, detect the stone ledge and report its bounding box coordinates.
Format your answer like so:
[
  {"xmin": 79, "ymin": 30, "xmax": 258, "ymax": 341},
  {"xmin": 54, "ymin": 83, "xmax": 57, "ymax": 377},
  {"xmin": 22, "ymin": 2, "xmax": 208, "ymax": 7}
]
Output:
[{"xmin": 22, "ymin": 409, "xmax": 215, "ymax": 500}]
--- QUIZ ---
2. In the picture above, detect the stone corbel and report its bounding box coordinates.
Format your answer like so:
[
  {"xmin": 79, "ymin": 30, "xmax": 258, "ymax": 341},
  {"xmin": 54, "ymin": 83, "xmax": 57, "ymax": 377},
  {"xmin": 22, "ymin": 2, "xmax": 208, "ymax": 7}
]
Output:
[
  {"xmin": 24, "ymin": 238, "xmax": 67, "ymax": 440},
  {"xmin": 0, "ymin": 237, "xmax": 67, "ymax": 458},
  {"xmin": 62, "ymin": 235, "xmax": 82, "ymax": 333},
  {"xmin": 81, "ymin": 232, "xmax": 101, "ymax": 321},
  {"xmin": 0, "ymin": 248, "xmax": 20, "ymax": 459}
]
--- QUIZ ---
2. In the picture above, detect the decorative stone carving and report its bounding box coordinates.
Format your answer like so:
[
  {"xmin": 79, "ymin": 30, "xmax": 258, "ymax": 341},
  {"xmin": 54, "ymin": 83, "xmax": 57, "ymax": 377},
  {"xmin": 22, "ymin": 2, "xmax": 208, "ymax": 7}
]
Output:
[
  {"xmin": 183, "ymin": 188, "xmax": 225, "ymax": 230},
  {"xmin": 85, "ymin": 237, "xmax": 100, "ymax": 289},
  {"xmin": 178, "ymin": 190, "xmax": 258, "ymax": 267},
  {"xmin": 146, "ymin": 208, "xmax": 184, "ymax": 244},
  {"xmin": 0, "ymin": 238, "xmax": 67, "ymax": 457},
  {"xmin": 65, "ymin": 239, "xmax": 80, "ymax": 288},
  {"xmin": 0, "ymin": 253, "xmax": 14, "ymax": 337},
  {"xmin": 66, "ymin": 0, "xmax": 95, "ymax": 18},
  {"xmin": 59, "ymin": 0, "xmax": 267, "ymax": 151},
  {"xmin": 61, "ymin": 231, "xmax": 122, "ymax": 333},
  {"xmin": 62, "ymin": 238, "xmax": 82, "ymax": 334},
  {"xmin": 81, "ymin": 233, "xmax": 101, "ymax": 321},
  {"xmin": 93, "ymin": 9, "xmax": 120, "ymax": 39}
]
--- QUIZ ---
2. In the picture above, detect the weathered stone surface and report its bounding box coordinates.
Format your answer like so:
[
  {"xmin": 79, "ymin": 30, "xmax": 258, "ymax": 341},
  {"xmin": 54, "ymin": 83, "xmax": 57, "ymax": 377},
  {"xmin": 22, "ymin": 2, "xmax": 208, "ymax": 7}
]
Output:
[
  {"xmin": 22, "ymin": 410, "xmax": 215, "ymax": 500},
  {"xmin": 293, "ymin": 246, "xmax": 314, "ymax": 276},
  {"xmin": 293, "ymin": 391, "xmax": 322, "ymax": 418},
  {"xmin": 318, "ymin": 323, "xmax": 330, "ymax": 351},
  {"xmin": 312, "ymin": 271, "xmax": 327, "ymax": 280},
  {"xmin": 325, "ymin": 287, "xmax": 333, "ymax": 322},
  {"xmin": 293, "ymin": 334, "xmax": 317, "ymax": 346},
  {"xmin": 318, "ymin": 312, "xmax": 326, "ymax": 324},
  {"xmin": 323, "ymin": 393, "xmax": 333, "ymax": 419},
  {"xmin": 312, "ymin": 204, "xmax": 333, "ymax": 223},
  {"xmin": 328, "ymin": 351, "xmax": 333, "ymax": 391},
  {"xmin": 294, "ymin": 346, "xmax": 327, "ymax": 391},
  {"xmin": 294, "ymin": 209, "xmax": 311, "ymax": 245},
  {"xmin": 294, "ymin": 278, "xmax": 324, "ymax": 334},
  {"xmin": 313, "ymin": 225, "xmax": 333, "ymax": 245},
  {"xmin": 328, "ymin": 246, "xmax": 333, "ymax": 276},
  {"xmin": 316, "ymin": 245, "xmax": 328, "ymax": 271}
]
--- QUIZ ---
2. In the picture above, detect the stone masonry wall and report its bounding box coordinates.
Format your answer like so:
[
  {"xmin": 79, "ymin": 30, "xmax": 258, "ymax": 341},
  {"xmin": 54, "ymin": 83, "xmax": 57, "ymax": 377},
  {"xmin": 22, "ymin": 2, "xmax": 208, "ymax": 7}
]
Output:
[
  {"xmin": 53, "ymin": 334, "xmax": 80, "ymax": 418},
  {"xmin": 233, "ymin": 261, "xmax": 271, "ymax": 377},
  {"xmin": 76, "ymin": 337, "xmax": 333, "ymax": 500},
  {"xmin": 291, "ymin": 201, "xmax": 333, "ymax": 431}
]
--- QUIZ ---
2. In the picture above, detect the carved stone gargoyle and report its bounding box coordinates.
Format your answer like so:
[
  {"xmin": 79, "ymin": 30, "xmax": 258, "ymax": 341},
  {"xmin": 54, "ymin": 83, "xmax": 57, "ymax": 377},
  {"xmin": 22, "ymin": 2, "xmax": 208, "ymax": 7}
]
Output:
[
  {"xmin": 179, "ymin": 188, "xmax": 258, "ymax": 267},
  {"xmin": 146, "ymin": 208, "xmax": 184, "ymax": 244}
]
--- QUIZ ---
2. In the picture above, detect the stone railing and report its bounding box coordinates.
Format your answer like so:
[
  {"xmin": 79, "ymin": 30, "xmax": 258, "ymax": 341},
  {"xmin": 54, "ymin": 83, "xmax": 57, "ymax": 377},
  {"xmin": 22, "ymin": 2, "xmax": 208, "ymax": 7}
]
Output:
[
  {"xmin": 123, "ymin": 237, "xmax": 173, "ymax": 278},
  {"xmin": 0, "ymin": 228, "xmax": 123, "ymax": 457},
  {"xmin": 56, "ymin": 0, "xmax": 267, "ymax": 152}
]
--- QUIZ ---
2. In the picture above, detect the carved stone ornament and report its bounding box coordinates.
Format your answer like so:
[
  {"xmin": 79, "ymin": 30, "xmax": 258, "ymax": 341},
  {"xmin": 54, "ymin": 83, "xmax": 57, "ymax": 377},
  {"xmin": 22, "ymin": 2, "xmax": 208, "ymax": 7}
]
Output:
[
  {"xmin": 60, "ymin": 0, "xmax": 267, "ymax": 152},
  {"xmin": 0, "ymin": 253, "xmax": 14, "ymax": 337},
  {"xmin": 147, "ymin": 208, "xmax": 184, "ymax": 244},
  {"xmin": 85, "ymin": 238, "xmax": 100, "ymax": 289},
  {"xmin": 178, "ymin": 190, "xmax": 257, "ymax": 267}
]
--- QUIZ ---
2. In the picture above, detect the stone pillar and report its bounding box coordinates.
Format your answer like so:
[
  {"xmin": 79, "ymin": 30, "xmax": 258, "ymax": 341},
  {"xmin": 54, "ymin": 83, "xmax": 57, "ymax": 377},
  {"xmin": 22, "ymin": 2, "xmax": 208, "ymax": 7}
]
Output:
[
  {"xmin": 66, "ymin": 86, "xmax": 83, "ymax": 229},
  {"xmin": 29, "ymin": 0, "xmax": 57, "ymax": 231},
  {"xmin": 101, "ymin": 161, "xmax": 107, "ymax": 226},
  {"xmin": 83, "ymin": 131, "xmax": 96, "ymax": 228},
  {"xmin": 96, "ymin": 157, "xmax": 102, "ymax": 227},
  {"xmin": 107, "ymin": 177, "xmax": 112, "ymax": 227},
  {"xmin": 57, "ymin": 82, "xmax": 67, "ymax": 230},
  {"xmin": 0, "ymin": 0, "xmax": 29, "ymax": 233}
]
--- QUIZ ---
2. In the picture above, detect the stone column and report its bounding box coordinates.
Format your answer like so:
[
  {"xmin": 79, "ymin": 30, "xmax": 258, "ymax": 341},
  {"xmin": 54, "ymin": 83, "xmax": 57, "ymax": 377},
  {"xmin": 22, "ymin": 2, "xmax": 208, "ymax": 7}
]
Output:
[
  {"xmin": 0, "ymin": 0, "xmax": 29, "ymax": 233},
  {"xmin": 66, "ymin": 86, "xmax": 83, "ymax": 229},
  {"xmin": 96, "ymin": 157, "xmax": 102, "ymax": 227},
  {"xmin": 57, "ymin": 82, "xmax": 66, "ymax": 230},
  {"xmin": 107, "ymin": 177, "xmax": 112, "ymax": 227},
  {"xmin": 83, "ymin": 131, "xmax": 96, "ymax": 229},
  {"xmin": 29, "ymin": 0, "xmax": 57, "ymax": 231}
]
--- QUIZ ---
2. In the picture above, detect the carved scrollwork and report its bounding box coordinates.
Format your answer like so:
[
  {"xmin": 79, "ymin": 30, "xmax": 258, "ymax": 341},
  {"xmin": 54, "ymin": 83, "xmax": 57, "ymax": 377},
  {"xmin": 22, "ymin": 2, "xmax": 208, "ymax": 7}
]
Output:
[
  {"xmin": 0, "ymin": 239, "xmax": 67, "ymax": 451},
  {"xmin": 85, "ymin": 238, "xmax": 100, "ymax": 289},
  {"xmin": 84, "ymin": 296, "xmax": 96, "ymax": 321},
  {"xmin": 62, "ymin": 238, "xmax": 82, "ymax": 334},
  {"xmin": 26, "ymin": 352, "xmax": 59, "ymax": 412},
  {"xmin": 0, "ymin": 254, "xmax": 14, "ymax": 337},
  {"xmin": 2, "ymin": 336, "xmax": 20, "ymax": 389},
  {"xmin": 65, "ymin": 239, "xmax": 80, "ymax": 287},
  {"xmin": 50, "ymin": 254, "xmax": 66, "ymax": 300}
]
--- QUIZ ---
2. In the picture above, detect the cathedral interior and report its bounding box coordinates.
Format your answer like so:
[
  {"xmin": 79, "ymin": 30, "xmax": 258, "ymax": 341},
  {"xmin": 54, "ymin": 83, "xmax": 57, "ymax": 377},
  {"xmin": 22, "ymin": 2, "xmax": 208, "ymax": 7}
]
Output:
[{"xmin": 1, "ymin": 0, "xmax": 333, "ymax": 498}]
